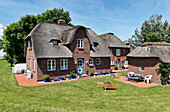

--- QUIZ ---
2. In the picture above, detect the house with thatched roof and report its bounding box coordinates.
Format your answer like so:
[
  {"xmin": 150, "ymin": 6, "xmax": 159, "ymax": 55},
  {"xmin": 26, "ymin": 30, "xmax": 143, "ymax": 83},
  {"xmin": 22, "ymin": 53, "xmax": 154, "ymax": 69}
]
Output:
[
  {"xmin": 127, "ymin": 42, "xmax": 170, "ymax": 84},
  {"xmin": 24, "ymin": 20, "xmax": 115, "ymax": 81},
  {"xmin": 99, "ymin": 33, "xmax": 130, "ymax": 70}
]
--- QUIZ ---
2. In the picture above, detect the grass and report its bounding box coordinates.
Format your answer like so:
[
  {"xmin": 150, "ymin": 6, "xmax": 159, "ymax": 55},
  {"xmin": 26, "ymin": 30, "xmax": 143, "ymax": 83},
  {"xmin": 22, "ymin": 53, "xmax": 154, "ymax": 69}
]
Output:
[
  {"xmin": 0, "ymin": 59, "xmax": 170, "ymax": 112},
  {"xmin": 118, "ymin": 71, "xmax": 128, "ymax": 76}
]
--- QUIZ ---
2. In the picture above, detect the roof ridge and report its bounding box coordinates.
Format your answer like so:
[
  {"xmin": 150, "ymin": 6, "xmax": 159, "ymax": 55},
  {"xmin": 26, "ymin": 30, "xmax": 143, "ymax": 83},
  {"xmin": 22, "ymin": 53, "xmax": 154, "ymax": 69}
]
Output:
[{"xmin": 141, "ymin": 42, "xmax": 170, "ymax": 47}]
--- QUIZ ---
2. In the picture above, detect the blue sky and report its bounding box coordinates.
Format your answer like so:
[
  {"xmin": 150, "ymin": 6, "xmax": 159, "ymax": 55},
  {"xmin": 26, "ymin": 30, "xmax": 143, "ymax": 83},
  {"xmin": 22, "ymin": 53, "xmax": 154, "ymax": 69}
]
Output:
[{"xmin": 0, "ymin": 0, "xmax": 170, "ymax": 57}]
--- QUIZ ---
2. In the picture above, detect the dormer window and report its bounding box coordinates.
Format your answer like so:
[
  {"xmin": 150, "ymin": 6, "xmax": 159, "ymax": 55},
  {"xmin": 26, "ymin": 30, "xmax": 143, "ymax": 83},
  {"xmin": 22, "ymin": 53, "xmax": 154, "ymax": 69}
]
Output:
[
  {"xmin": 50, "ymin": 39, "xmax": 61, "ymax": 45},
  {"xmin": 93, "ymin": 42, "xmax": 99, "ymax": 47},
  {"xmin": 78, "ymin": 39, "xmax": 83, "ymax": 48},
  {"xmin": 28, "ymin": 40, "xmax": 32, "ymax": 48},
  {"xmin": 52, "ymin": 40, "xmax": 58, "ymax": 45}
]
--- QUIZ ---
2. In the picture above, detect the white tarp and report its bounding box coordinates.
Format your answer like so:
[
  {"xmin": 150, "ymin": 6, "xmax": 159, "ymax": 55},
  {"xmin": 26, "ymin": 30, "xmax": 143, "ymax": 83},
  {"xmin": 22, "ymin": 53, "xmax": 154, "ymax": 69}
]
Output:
[{"xmin": 12, "ymin": 63, "xmax": 26, "ymax": 74}]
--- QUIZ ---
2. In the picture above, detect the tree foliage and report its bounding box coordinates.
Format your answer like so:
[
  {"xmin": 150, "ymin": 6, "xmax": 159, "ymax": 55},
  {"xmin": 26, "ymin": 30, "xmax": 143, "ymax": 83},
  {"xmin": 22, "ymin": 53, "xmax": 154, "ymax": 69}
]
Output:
[
  {"xmin": 1, "ymin": 8, "xmax": 71, "ymax": 65},
  {"xmin": 134, "ymin": 14, "xmax": 170, "ymax": 43},
  {"xmin": 159, "ymin": 63, "xmax": 170, "ymax": 85}
]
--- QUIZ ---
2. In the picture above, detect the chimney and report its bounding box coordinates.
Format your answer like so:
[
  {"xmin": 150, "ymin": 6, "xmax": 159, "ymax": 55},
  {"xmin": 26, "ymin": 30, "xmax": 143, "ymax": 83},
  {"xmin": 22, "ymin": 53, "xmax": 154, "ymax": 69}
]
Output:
[{"xmin": 57, "ymin": 19, "xmax": 66, "ymax": 25}]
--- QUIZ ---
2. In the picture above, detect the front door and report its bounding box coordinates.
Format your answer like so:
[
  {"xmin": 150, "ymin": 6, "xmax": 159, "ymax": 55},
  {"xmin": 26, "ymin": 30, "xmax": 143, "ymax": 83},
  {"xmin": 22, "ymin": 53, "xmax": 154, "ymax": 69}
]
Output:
[
  {"xmin": 77, "ymin": 58, "xmax": 84, "ymax": 74},
  {"xmin": 117, "ymin": 59, "xmax": 120, "ymax": 69}
]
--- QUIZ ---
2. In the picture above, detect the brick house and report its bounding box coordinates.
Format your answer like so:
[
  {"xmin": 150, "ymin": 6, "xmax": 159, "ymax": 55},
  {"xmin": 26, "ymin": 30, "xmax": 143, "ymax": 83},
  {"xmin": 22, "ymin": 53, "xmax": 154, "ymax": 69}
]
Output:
[
  {"xmin": 99, "ymin": 33, "xmax": 130, "ymax": 70},
  {"xmin": 127, "ymin": 43, "xmax": 170, "ymax": 84},
  {"xmin": 24, "ymin": 21, "xmax": 113, "ymax": 81}
]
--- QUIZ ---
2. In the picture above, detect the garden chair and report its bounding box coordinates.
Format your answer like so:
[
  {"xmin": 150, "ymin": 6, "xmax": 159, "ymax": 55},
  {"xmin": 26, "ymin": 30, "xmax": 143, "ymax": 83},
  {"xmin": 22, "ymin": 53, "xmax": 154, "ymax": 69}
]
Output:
[
  {"xmin": 128, "ymin": 72, "xmax": 134, "ymax": 77},
  {"xmin": 144, "ymin": 75, "xmax": 152, "ymax": 84}
]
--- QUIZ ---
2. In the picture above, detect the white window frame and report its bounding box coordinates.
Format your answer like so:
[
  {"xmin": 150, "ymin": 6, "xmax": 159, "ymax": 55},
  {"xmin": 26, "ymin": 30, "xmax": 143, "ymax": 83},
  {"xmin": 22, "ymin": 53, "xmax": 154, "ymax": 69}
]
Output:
[
  {"xmin": 139, "ymin": 67, "xmax": 144, "ymax": 71},
  {"xmin": 96, "ymin": 58, "xmax": 101, "ymax": 65},
  {"xmin": 116, "ymin": 49, "xmax": 120, "ymax": 56},
  {"xmin": 89, "ymin": 58, "xmax": 93, "ymax": 66},
  {"xmin": 47, "ymin": 59, "xmax": 56, "ymax": 71},
  {"xmin": 60, "ymin": 59, "xmax": 68, "ymax": 70},
  {"xmin": 77, "ymin": 39, "xmax": 84, "ymax": 48},
  {"xmin": 110, "ymin": 59, "xmax": 114, "ymax": 65},
  {"xmin": 28, "ymin": 40, "xmax": 32, "ymax": 48},
  {"xmin": 33, "ymin": 59, "xmax": 35, "ymax": 71}
]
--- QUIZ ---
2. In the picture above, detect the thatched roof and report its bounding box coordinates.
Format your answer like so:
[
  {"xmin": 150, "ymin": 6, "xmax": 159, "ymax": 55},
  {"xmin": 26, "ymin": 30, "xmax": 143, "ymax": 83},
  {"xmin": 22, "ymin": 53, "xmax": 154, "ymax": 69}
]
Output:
[
  {"xmin": 25, "ymin": 22, "xmax": 113, "ymax": 58},
  {"xmin": 127, "ymin": 43, "xmax": 170, "ymax": 63},
  {"xmin": 99, "ymin": 33, "xmax": 129, "ymax": 48}
]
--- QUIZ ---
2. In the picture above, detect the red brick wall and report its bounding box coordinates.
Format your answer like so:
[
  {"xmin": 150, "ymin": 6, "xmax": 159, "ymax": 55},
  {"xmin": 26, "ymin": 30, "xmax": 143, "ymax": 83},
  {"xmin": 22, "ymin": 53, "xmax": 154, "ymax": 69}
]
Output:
[
  {"xmin": 69, "ymin": 28, "xmax": 110, "ymax": 73},
  {"xmin": 33, "ymin": 27, "xmax": 110, "ymax": 81},
  {"xmin": 36, "ymin": 58, "xmax": 76, "ymax": 81},
  {"xmin": 128, "ymin": 57, "xmax": 161, "ymax": 84},
  {"xmin": 25, "ymin": 39, "xmax": 38, "ymax": 81},
  {"xmin": 110, "ymin": 47, "xmax": 130, "ymax": 69}
]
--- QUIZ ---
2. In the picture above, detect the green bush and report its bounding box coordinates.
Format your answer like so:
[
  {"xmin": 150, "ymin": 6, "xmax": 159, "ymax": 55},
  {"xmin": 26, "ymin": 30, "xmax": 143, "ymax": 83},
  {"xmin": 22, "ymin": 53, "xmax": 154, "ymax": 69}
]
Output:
[
  {"xmin": 159, "ymin": 63, "xmax": 170, "ymax": 85},
  {"xmin": 43, "ymin": 74, "xmax": 50, "ymax": 80}
]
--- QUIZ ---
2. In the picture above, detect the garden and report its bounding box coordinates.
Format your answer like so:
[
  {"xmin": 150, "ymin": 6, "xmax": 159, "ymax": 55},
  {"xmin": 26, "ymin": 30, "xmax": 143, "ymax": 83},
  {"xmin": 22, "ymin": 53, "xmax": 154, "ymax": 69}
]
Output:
[{"xmin": 1, "ymin": 59, "xmax": 170, "ymax": 112}]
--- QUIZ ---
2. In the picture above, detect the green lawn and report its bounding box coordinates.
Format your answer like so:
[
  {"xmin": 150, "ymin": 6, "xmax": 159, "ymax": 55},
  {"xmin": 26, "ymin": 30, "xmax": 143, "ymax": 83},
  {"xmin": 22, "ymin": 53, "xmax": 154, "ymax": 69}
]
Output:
[{"xmin": 0, "ymin": 59, "xmax": 170, "ymax": 112}]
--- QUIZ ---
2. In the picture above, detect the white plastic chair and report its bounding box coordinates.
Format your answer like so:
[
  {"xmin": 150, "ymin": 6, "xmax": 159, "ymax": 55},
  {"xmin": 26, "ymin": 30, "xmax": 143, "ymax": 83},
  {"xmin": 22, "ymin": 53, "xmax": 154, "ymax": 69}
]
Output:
[
  {"xmin": 128, "ymin": 72, "xmax": 134, "ymax": 77},
  {"xmin": 144, "ymin": 75, "xmax": 152, "ymax": 84}
]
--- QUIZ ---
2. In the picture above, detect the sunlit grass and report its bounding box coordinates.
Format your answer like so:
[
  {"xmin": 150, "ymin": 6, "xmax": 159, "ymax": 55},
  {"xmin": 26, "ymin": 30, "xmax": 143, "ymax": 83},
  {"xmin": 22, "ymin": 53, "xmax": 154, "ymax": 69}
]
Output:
[{"xmin": 0, "ymin": 59, "xmax": 170, "ymax": 112}]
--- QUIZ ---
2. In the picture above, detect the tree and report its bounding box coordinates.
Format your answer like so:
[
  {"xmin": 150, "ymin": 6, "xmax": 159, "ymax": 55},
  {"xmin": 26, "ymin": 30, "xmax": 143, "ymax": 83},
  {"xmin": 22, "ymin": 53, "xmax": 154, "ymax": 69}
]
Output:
[
  {"xmin": 1, "ymin": 8, "xmax": 71, "ymax": 66},
  {"xmin": 134, "ymin": 14, "xmax": 170, "ymax": 43},
  {"xmin": 159, "ymin": 63, "xmax": 170, "ymax": 85}
]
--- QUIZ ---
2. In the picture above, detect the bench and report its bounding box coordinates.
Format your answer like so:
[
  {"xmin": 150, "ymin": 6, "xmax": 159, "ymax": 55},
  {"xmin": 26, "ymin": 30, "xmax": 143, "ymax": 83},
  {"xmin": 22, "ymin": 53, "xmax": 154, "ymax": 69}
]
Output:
[{"xmin": 102, "ymin": 84, "xmax": 118, "ymax": 90}]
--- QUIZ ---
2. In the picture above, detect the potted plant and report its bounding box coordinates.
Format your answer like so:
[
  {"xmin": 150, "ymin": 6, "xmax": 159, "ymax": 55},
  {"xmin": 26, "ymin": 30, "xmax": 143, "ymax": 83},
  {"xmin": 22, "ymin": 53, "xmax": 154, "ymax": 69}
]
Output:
[
  {"xmin": 86, "ymin": 70, "xmax": 89, "ymax": 75},
  {"xmin": 94, "ymin": 72, "xmax": 98, "ymax": 76},
  {"xmin": 60, "ymin": 76, "xmax": 65, "ymax": 80},
  {"xmin": 43, "ymin": 74, "xmax": 50, "ymax": 82},
  {"xmin": 70, "ymin": 71, "xmax": 76, "ymax": 79},
  {"xmin": 105, "ymin": 70, "xmax": 109, "ymax": 74},
  {"xmin": 90, "ymin": 72, "xmax": 93, "ymax": 76},
  {"xmin": 100, "ymin": 71, "xmax": 103, "ymax": 75},
  {"xmin": 53, "ymin": 77, "xmax": 58, "ymax": 81},
  {"xmin": 168, "ymin": 80, "xmax": 170, "ymax": 85},
  {"xmin": 114, "ymin": 66, "xmax": 118, "ymax": 70},
  {"xmin": 67, "ymin": 75, "xmax": 71, "ymax": 80},
  {"xmin": 122, "ymin": 65, "xmax": 125, "ymax": 69},
  {"xmin": 97, "ymin": 72, "xmax": 100, "ymax": 76}
]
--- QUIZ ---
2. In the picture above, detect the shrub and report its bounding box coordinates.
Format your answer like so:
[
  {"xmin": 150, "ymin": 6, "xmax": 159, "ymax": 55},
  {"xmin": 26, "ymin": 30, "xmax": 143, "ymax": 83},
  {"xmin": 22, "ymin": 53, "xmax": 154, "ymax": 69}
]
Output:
[
  {"xmin": 159, "ymin": 63, "xmax": 170, "ymax": 85},
  {"xmin": 86, "ymin": 70, "xmax": 89, "ymax": 74},
  {"xmin": 53, "ymin": 77, "xmax": 58, "ymax": 81},
  {"xmin": 122, "ymin": 65, "xmax": 125, "ymax": 69},
  {"xmin": 43, "ymin": 74, "xmax": 50, "ymax": 80}
]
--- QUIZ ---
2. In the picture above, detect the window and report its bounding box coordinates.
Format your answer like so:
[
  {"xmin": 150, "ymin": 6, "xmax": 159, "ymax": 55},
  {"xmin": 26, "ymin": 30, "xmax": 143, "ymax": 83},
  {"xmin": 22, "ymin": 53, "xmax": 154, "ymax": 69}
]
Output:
[
  {"xmin": 110, "ymin": 59, "xmax": 114, "ymax": 65},
  {"xmin": 28, "ymin": 40, "xmax": 32, "ymax": 48},
  {"xmin": 116, "ymin": 49, "xmax": 120, "ymax": 56},
  {"xmin": 52, "ymin": 40, "xmax": 58, "ymax": 45},
  {"xmin": 123, "ymin": 49, "xmax": 125, "ymax": 54},
  {"xmin": 28, "ymin": 59, "xmax": 30, "ymax": 68},
  {"xmin": 124, "ymin": 61, "xmax": 128, "ymax": 65},
  {"xmin": 33, "ymin": 59, "xmax": 35, "ymax": 71},
  {"xmin": 139, "ymin": 67, "xmax": 144, "ymax": 71},
  {"xmin": 89, "ymin": 58, "xmax": 93, "ymax": 66},
  {"xmin": 96, "ymin": 58, "xmax": 101, "ymax": 65},
  {"xmin": 78, "ymin": 39, "xmax": 84, "ymax": 48},
  {"xmin": 60, "ymin": 59, "xmax": 68, "ymax": 70},
  {"xmin": 93, "ymin": 42, "xmax": 99, "ymax": 47},
  {"xmin": 47, "ymin": 59, "xmax": 56, "ymax": 71},
  {"xmin": 77, "ymin": 60, "xmax": 83, "ymax": 66}
]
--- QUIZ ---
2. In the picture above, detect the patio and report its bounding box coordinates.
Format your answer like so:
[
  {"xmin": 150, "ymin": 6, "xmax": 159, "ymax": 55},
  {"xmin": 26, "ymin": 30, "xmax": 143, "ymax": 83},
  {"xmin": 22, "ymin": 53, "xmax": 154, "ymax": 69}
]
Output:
[
  {"xmin": 15, "ymin": 69, "xmax": 158, "ymax": 87},
  {"xmin": 114, "ymin": 73, "xmax": 158, "ymax": 87}
]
